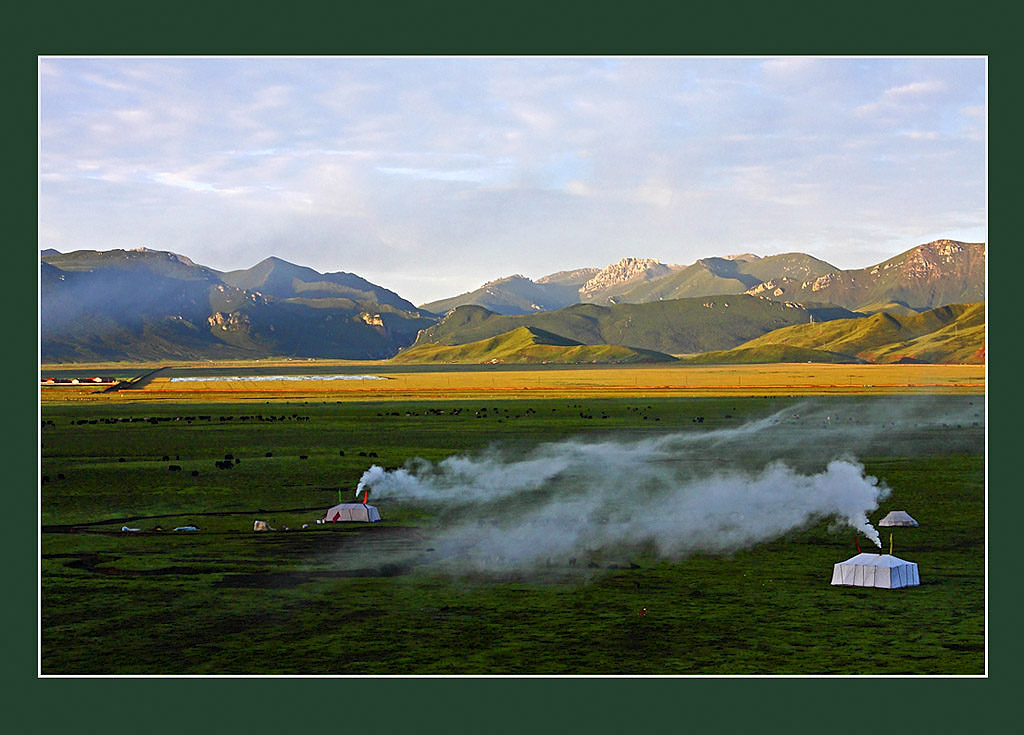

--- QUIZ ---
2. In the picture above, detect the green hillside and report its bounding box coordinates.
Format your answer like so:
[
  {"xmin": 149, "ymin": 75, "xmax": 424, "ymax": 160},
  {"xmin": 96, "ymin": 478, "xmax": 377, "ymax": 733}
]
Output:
[
  {"xmin": 739, "ymin": 252, "xmax": 839, "ymax": 283},
  {"xmin": 411, "ymin": 296, "xmax": 862, "ymax": 356},
  {"xmin": 858, "ymin": 321, "xmax": 985, "ymax": 364},
  {"xmin": 392, "ymin": 326, "xmax": 676, "ymax": 364},
  {"xmin": 618, "ymin": 259, "xmax": 751, "ymax": 302},
  {"xmin": 732, "ymin": 303, "xmax": 984, "ymax": 364},
  {"xmin": 853, "ymin": 302, "xmax": 923, "ymax": 317}
]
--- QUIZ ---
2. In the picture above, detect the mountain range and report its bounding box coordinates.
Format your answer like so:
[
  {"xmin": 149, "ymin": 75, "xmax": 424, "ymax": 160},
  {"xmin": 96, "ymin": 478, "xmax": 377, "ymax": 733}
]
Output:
[
  {"xmin": 41, "ymin": 249, "xmax": 434, "ymax": 362},
  {"xmin": 40, "ymin": 239, "xmax": 985, "ymax": 364},
  {"xmin": 424, "ymin": 240, "xmax": 984, "ymax": 315}
]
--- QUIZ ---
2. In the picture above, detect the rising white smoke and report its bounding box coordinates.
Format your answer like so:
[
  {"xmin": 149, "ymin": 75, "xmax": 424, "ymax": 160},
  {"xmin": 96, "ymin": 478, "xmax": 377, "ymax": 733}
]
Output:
[{"xmin": 352, "ymin": 402, "xmax": 910, "ymax": 572}]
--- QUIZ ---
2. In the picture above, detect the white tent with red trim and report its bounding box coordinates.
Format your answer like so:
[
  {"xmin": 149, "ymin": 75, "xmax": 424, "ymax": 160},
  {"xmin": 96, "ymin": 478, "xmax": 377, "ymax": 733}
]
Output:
[
  {"xmin": 323, "ymin": 502, "xmax": 381, "ymax": 523},
  {"xmin": 830, "ymin": 553, "xmax": 919, "ymax": 589}
]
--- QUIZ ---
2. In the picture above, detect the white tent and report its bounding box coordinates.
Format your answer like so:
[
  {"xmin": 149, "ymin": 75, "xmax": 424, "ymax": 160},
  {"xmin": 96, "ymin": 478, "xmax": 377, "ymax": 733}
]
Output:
[
  {"xmin": 323, "ymin": 502, "xmax": 381, "ymax": 523},
  {"xmin": 830, "ymin": 553, "xmax": 920, "ymax": 588},
  {"xmin": 879, "ymin": 510, "xmax": 918, "ymax": 527}
]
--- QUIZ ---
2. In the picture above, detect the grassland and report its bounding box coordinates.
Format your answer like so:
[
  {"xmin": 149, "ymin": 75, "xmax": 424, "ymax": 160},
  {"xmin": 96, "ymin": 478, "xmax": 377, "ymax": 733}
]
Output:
[
  {"xmin": 39, "ymin": 374, "xmax": 985, "ymax": 675},
  {"xmin": 736, "ymin": 303, "xmax": 985, "ymax": 364},
  {"xmin": 41, "ymin": 362, "xmax": 985, "ymax": 404}
]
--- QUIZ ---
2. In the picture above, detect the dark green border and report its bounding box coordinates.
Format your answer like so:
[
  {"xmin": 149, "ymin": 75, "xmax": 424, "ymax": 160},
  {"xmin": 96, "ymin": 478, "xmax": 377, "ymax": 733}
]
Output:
[{"xmin": 13, "ymin": 0, "xmax": 1014, "ymax": 732}]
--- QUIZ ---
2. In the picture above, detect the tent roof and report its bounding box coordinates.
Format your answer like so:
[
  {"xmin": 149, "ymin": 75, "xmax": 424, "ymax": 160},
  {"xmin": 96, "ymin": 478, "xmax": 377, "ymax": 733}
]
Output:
[
  {"xmin": 879, "ymin": 510, "xmax": 918, "ymax": 526},
  {"xmin": 835, "ymin": 553, "xmax": 914, "ymax": 567},
  {"xmin": 326, "ymin": 502, "xmax": 378, "ymax": 512},
  {"xmin": 837, "ymin": 553, "xmax": 882, "ymax": 565}
]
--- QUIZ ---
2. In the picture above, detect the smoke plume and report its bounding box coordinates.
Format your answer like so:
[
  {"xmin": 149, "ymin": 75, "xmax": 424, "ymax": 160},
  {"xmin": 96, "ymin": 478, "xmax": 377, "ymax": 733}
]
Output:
[{"xmin": 347, "ymin": 399, "xmax": 975, "ymax": 572}]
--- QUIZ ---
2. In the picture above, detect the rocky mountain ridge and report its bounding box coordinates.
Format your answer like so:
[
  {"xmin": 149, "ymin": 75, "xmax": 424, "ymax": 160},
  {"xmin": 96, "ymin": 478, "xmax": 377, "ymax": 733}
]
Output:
[
  {"xmin": 739, "ymin": 240, "xmax": 985, "ymax": 311},
  {"xmin": 579, "ymin": 257, "xmax": 676, "ymax": 301}
]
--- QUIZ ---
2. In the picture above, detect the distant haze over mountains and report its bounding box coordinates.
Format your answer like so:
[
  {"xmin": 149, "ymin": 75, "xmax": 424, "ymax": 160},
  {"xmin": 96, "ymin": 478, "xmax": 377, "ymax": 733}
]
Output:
[
  {"xmin": 41, "ymin": 248, "xmax": 434, "ymax": 362},
  {"xmin": 40, "ymin": 239, "xmax": 984, "ymax": 364}
]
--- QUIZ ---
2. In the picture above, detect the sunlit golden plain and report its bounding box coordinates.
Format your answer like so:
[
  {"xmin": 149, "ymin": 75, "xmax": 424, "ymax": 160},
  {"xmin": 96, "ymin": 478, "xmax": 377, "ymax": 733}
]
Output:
[{"xmin": 41, "ymin": 363, "xmax": 985, "ymax": 403}]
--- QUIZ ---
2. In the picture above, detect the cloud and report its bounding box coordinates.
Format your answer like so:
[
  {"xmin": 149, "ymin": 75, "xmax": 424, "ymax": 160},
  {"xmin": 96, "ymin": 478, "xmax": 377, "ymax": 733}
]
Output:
[
  {"xmin": 375, "ymin": 155, "xmax": 513, "ymax": 185},
  {"xmin": 883, "ymin": 79, "xmax": 947, "ymax": 100},
  {"xmin": 854, "ymin": 78, "xmax": 953, "ymax": 119},
  {"xmin": 79, "ymin": 72, "xmax": 136, "ymax": 92},
  {"xmin": 38, "ymin": 57, "xmax": 986, "ymax": 303},
  {"xmin": 898, "ymin": 130, "xmax": 942, "ymax": 141},
  {"xmin": 150, "ymin": 171, "xmax": 249, "ymax": 195},
  {"xmin": 760, "ymin": 56, "xmax": 820, "ymax": 77},
  {"xmin": 38, "ymin": 60, "xmax": 64, "ymax": 80},
  {"xmin": 634, "ymin": 181, "xmax": 675, "ymax": 208}
]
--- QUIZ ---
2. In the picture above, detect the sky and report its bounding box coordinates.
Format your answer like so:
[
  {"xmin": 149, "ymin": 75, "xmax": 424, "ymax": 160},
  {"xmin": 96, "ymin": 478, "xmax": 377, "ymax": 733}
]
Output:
[{"xmin": 39, "ymin": 56, "xmax": 986, "ymax": 306}]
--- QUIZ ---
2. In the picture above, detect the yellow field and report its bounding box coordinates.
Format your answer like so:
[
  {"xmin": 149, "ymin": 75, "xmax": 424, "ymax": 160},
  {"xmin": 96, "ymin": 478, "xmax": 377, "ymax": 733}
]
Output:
[{"xmin": 42, "ymin": 363, "xmax": 986, "ymax": 403}]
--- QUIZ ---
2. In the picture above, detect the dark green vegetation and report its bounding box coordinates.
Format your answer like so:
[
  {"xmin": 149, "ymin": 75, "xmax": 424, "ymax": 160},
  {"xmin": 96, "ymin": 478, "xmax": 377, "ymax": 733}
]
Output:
[
  {"xmin": 41, "ymin": 395, "xmax": 984, "ymax": 674},
  {"xmin": 409, "ymin": 297, "xmax": 859, "ymax": 356},
  {"xmin": 41, "ymin": 249, "xmax": 435, "ymax": 362},
  {"xmin": 717, "ymin": 303, "xmax": 985, "ymax": 364},
  {"xmin": 392, "ymin": 325, "xmax": 677, "ymax": 364}
]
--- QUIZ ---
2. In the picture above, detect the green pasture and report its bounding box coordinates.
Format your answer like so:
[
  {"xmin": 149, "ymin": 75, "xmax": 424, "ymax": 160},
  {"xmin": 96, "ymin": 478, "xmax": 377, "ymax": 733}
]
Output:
[{"xmin": 40, "ymin": 395, "xmax": 984, "ymax": 674}]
